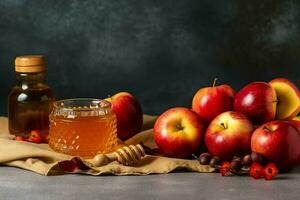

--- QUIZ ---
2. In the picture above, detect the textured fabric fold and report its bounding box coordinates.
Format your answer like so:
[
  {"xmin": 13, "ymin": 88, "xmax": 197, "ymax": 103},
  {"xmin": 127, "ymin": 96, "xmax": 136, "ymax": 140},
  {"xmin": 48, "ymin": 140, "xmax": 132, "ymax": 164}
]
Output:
[{"xmin": 0, "ymin": 116, "xmax": 214, "ymax": 176}]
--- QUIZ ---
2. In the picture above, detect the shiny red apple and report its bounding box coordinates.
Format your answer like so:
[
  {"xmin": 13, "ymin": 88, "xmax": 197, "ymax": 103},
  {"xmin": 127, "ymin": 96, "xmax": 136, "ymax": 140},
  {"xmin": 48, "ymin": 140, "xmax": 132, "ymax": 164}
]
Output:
[
  {"xmin": 251, "ymin": 120, "xmax": 300, "ymax": 172},
  {"xmin": 234, "ymin": 82, "xmax": 277, "ymax": 124},
  {"xmin": 289, "ymin": 118, "xmax": 300, "ymax": 133},
  {"xmin": 154, "ymin": 107, "xmax": 205, "ymax": 158},
  {"xmin": 105, "ymin": 92, "xmax": 143, "ymax": 141},
  {"xmin": 205, "ymin": 111, "xmax": 254, "ymax": 161},
  {"xmin": 192, "ymin": 80, "xmax": 236, "ymax": 123}
]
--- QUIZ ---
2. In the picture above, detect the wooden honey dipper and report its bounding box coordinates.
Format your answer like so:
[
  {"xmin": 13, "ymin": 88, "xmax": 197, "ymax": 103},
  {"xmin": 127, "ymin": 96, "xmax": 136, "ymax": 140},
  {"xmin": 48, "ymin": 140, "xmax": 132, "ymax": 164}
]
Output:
[{"xmin": 89, "ymin": 144, "xmax": 146, "ymax": 167}]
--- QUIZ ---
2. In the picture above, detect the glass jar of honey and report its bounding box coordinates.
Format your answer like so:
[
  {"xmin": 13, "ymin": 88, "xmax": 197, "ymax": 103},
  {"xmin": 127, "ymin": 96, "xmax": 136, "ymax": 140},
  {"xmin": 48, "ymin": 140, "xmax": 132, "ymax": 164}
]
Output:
[
  {"xmin": 8, "ymin": 55, "xmax": 55, "ymax": 137},
  {"xmin": 49, "ymin": 99, "xmax": 118, "ymax": 158}
]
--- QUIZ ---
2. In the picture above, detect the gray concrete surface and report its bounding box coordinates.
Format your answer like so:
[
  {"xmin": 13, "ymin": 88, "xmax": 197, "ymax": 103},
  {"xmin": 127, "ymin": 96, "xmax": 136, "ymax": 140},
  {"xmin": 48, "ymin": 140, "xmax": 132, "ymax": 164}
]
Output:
[{"xmin": 0, "ymin": 166, "xmax": 299, "ymax": 200}]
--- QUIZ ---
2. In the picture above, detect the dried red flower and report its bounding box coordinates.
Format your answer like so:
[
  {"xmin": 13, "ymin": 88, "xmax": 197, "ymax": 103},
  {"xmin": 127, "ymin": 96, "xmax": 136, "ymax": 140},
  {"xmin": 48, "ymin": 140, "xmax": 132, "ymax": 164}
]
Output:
[
  {"xmin": 249, "ymin": 162, "xmax": 264, "ymax": 179},
  {"xmin": 220, "ymin": 162, "xmax": 233, "ymax": 176},
  {"xmin": 263, "ymin": 163, "xmax": 278, "ymax": 180}
]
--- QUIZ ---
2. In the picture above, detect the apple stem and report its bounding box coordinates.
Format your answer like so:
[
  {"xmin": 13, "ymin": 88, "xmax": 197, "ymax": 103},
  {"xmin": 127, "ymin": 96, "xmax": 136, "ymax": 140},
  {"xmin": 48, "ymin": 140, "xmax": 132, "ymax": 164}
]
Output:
[
  {"xmin": 212, "ymin": 78, "xmax": 218, "ymax": 87},
  {"xmin": 263, "ymin": 126, "xmax": 271, "ymax": 132},
  {"xmin": 176, "ymin": 124, "xmax": 184, "ymax": 130},
  {"xmin": 192, "ymin": 154, "xmax": 200, "ymax": 161},
  {"xmin": 220, "ymin": 122, "xmax": 227, "ymax": 129}
]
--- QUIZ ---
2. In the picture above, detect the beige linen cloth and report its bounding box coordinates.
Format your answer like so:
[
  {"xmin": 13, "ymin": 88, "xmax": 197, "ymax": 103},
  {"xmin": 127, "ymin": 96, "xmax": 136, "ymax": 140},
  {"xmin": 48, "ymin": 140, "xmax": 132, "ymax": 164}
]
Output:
[{"xmin": 0, "ymin": 115, "xmax": 214, "ymax": 176}]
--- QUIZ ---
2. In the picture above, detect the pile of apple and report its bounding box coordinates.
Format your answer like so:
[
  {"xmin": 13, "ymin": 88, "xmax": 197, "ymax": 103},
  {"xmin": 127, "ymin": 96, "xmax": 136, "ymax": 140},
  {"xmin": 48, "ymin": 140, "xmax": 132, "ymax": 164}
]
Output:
[{"xmin": 154, "ymin": 78, "xmax": 300, "ymax": 178}]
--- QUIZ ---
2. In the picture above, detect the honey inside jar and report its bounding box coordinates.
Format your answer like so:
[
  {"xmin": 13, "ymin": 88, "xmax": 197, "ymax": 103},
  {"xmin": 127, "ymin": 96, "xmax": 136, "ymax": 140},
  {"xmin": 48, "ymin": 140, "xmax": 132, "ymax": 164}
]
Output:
[
  {"xmin": 49, "ymin": 99, "xmax": 118, "ymax": 158},
  {"xmin": 8, "ymin": 55, "xmax": 55, "ymax": 137}
]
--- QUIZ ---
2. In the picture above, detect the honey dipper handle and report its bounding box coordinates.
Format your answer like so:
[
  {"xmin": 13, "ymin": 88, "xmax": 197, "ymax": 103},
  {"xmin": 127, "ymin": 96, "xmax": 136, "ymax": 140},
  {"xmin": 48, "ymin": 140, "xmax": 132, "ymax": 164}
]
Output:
[
  {"xmin": 90, "ymin": 144, "xmax": 145, "ymax": 167},
  {"xmin": 107, "ymin": 144, "xmax": 146, "ymax": 166}
]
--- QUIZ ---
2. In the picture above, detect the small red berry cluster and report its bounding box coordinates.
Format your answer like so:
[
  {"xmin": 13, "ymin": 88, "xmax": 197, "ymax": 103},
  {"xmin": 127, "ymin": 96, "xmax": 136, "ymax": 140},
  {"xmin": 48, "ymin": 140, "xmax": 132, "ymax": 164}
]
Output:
[
  {"xmin": 14, "ymin": 130, "xmax": 48, "ymax": 144},
  {"xmin": 58, "ymin": 157, "xmax": 89, "ymax": 173},
  {"xmin": 249, "ymin": 162, "xmax": 278, "ymax": 180},
  {"xmin": 196, "ymin": 152, "xmax": 279, "ymax": 180}
]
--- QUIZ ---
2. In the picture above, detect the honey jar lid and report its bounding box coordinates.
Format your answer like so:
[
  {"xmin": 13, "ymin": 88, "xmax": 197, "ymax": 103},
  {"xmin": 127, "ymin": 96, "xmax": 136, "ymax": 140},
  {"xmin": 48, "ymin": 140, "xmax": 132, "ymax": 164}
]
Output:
[{"xmin": 15, "ymin": 55, "xmax": 46, "ymax": 73}]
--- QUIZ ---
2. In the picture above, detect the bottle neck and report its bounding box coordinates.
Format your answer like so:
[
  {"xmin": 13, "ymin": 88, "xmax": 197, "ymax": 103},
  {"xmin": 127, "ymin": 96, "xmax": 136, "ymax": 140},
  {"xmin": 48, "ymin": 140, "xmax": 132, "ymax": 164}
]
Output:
[{"xmin": 15, "ymin": 72, "xmax": 46, "ymax": 86}]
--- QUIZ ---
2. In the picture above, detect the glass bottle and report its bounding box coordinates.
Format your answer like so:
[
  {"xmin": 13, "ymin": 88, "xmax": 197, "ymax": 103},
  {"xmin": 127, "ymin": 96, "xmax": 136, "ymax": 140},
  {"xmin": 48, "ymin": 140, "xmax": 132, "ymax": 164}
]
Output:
[{"xmin": 8, "ymin": 55, "xmax": 55, "ymax": 137}]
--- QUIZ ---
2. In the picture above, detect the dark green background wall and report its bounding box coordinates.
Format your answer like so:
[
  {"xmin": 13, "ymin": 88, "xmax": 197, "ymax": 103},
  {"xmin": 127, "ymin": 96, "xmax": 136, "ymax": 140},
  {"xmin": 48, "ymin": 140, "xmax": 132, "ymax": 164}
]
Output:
[{"xmin": 0, "ymin": 0, "xmax": 299, "ymax": 115}]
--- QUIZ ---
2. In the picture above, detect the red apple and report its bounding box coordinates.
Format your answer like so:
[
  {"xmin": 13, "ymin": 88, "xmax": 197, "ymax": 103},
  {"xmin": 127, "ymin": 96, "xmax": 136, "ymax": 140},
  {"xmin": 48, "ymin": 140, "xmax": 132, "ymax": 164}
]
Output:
[
  {"xmin": 251, "ymin": 120, "xmax": 300, "ymax": 172},
  {"xmin": 154, "ymin": 107, "xmax": 204, "ymax": 158},
  {"xmin": 105, "ymin": 92, "xmax": 143, "ymax": 141},
  {"xmin": 205, "ymin": 111, "xmax": 254, "ymax": 161},
  {"xmin": 192, "ymin": 80, "xmax": 236, "ymax": 123},
  {"xmin": 288, "ymin": 118, "xmax": 300, "ymax": 134},
  {"xmin": 269, "ymin": 78, "xmax": 300, "ymax": 120},
  {"xmin": 234, "ymin": 82, "xmax": 277, "ymax": 124}
]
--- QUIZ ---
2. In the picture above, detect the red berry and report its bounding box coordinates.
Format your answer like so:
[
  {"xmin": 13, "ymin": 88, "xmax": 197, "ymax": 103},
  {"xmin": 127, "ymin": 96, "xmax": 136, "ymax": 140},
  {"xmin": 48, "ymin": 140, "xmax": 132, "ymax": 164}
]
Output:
[
  {"xmin": 58, "ymin": 159, "xmax": 79, "ymax": 172},
  {"xmin": 220, "ymin": 162, "xmax": 232, "ymax": 176},
  {"xmin": 232, "ymin": 156, "xmax": 242, "ymax": 162},
  {"xmin": 28, "ymin": 136, "xmax": 42, "ymax": 144},
  {"xmin": 29, "ymin": 130, "xmax": 42, "ymax": 138},
  {"xmin": 41, "ymin": 134, "xmax": 49, "ymax": 143},
  {"xmin": 15, "ymin": 136, "xmax": 27, "ymax": 141},
  {"xmin": 263, "ymin": 163, "xmax": 278, "ymax": 181},
  {"xmin": 251, "ymin": 152, "xmax": 265, "ymax": 164},
  {"xmin": 249, "ymin": 162, "xmax": 264, "ymax": 179},
  {"xmin": 210, "ymin": 156, "xmax": 221, "ymax": 168},
  {"xmin": 243, "ymin": 154, "xmax": 252, "ymax": 167},
  {"xmin": 199, "ymin": 153, "xmax": 212, "ymax": 165},
  {"xmin": 230, "ymin": 160, "xmax": 242, "ymax": 173}
]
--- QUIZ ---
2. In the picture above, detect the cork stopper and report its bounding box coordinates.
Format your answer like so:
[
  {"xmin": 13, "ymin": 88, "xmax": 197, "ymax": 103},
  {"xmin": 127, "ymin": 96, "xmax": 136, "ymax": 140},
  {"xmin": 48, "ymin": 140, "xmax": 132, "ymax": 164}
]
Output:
[{"xmin": 15, "ymin": 55, "xmax": 46, "ymax": 73}]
